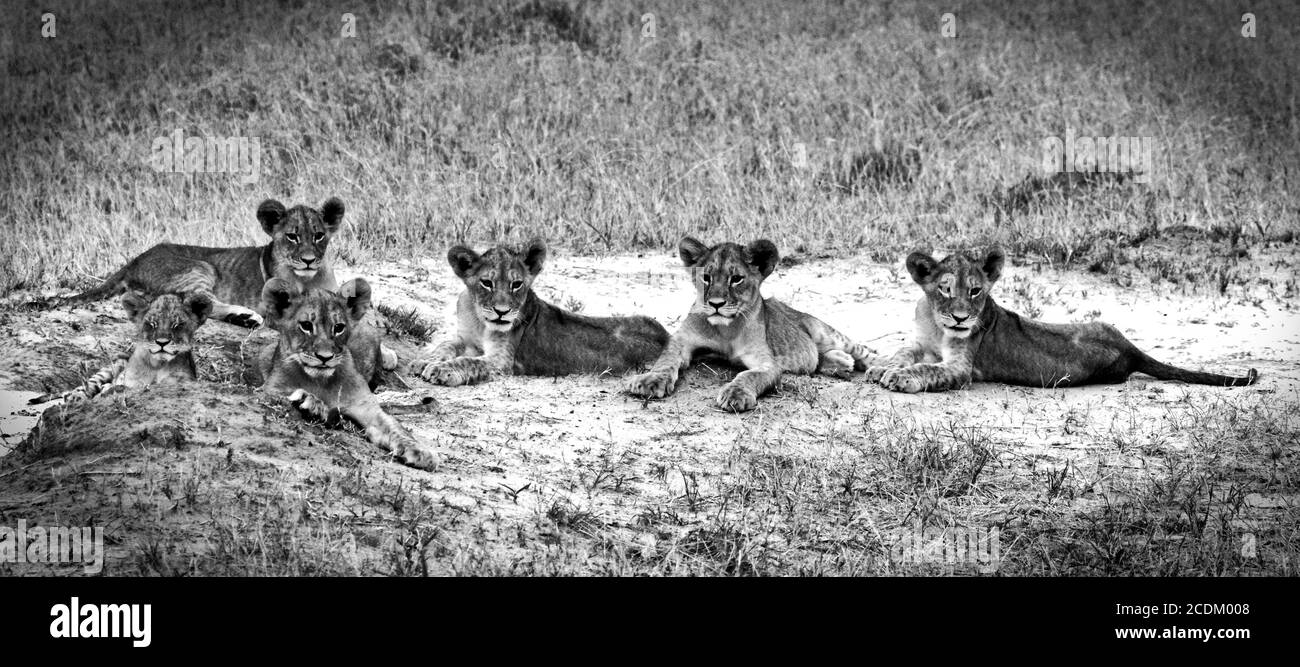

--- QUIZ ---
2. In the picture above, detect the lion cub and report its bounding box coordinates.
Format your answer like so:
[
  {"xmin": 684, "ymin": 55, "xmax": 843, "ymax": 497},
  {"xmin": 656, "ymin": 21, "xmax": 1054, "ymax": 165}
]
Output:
[
  {"xmin": 626, "ymin": 237, "xmax": 875, "ymax": 412},
  {"xmin": 868, "ymin": 247, "xmax": 1260, "ymax": 392},
  {"xmin": 54, "ymin": 198, "xmax": 347, "ymax": 329},
  {"xmin": 411, "ymin": 238, "xmax": 669, "ymax": 385},
  {"xmin": 259, "ymin": 278, "xmax": 438, "ymax": 471},
  {"xmin": 53, "ymin": 290, "xmax": 212, "ymax": 402}
]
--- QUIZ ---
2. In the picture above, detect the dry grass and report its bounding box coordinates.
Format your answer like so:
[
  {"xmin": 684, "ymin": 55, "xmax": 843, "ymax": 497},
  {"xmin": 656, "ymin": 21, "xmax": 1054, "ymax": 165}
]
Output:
[
  {"xmin": 1, "ymin": 0, "xmax": 1297, "ymax": 577},
  {"xmin": 1, "ymin": 0, "xmax": 1296, "ymax": 294}
]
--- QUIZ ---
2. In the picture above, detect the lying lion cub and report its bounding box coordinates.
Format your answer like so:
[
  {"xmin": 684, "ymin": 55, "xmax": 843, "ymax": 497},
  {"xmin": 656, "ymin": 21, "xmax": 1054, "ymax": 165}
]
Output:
[
  {"xmin": 50, "ymin": 290, "xmax": 212, "ymax": 403},
  {"xmin": 868, "ymin": 247, "xmax": 1260, "ymax": 392},
  {"xmin": 411, "ymin": 238, "xmax": 669, "ymax": 385},
  {"xmin": 626, "ymin": 237, "xmax": 875, "ymax": 412},
  {"xmin": 259, "ymin": 278, "xmax": 438, "ymax": 470},
  {"xmin": 53, "ymin": 198, "xmax": 347, "ymax": 329}
]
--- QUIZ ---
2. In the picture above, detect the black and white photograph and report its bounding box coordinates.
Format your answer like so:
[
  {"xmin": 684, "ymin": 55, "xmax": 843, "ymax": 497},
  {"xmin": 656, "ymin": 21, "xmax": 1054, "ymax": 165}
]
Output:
[{"xmin": 0, "ymin": 0, "xmax": 1296, "ymax": 652}]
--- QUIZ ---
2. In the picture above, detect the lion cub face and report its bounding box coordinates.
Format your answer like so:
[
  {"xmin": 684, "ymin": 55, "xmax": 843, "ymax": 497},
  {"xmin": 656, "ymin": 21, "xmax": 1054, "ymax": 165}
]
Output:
[
  {"xmin": 678, "ymin": 237, "xmax": 779, "ymax": 326},
  {"xmin": 447, "ymin": 239, "xmax": 546, "ymax": 332},
  {"xmin": 905, "ymin": 248, "xmax": 1005, "ymax": 339},
  {"xmin": 256, "ymin": 198, "xmax": 345, "ymax": 280},
  {"xmin": 261, "ymin": 277, "xmax": 372, "ymax": 380},
  {"xmin": 121, "ymin": 291, "xmax": 212, "ymax": 364}
]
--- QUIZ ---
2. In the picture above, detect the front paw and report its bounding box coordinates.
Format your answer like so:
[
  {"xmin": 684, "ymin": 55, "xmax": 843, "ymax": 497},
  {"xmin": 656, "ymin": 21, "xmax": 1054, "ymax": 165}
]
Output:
[
  {"xmin": 289, "ymin": 389, "xmax": 341, "ymax": 425},
  {"xmin": 819, "ymin": 349, "xmax": 854, "ymax": 378},
  {"xmin": 380, "ymin": 344, "xmax": 399, "ymax": 371},
  {"xmin": 716, "ymin": 382, "xmax": 758, "ymax": 412},
  {"xmin": 396, "ymin": 442, "xmax": 441, "ymax": 471},
  {"xmin": 865, "ymin": 365, "xmax": 897, "ymax": 383},
  {"xmin": 419, "ymin": 360, "xmax": 484, "ymax": 386},
  {"xmin": 626, "ymin": 371, "xmax": 675, "ymax": 399},
  {"xmin": 880, "ymin": 368, "xmax": 925, "ymax": 393},
  {"xmin": 372, "ymin": 431, "xmax": 440, "ymax": 471},
  {"xmin": 225, "ymin": 308, "xmax": 264, "ymax": 329}
]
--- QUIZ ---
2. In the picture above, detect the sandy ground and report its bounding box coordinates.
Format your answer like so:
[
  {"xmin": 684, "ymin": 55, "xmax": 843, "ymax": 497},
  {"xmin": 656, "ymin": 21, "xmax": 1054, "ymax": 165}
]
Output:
[{"xmin": 1, "ymin": 247, "xmax": 1297, "ymax": 575}]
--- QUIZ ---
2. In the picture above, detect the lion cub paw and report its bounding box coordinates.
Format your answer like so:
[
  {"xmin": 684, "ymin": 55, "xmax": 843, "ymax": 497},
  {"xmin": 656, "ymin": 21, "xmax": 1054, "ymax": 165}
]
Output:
[
  {"xmin": 417, "ymin": 360, "xmax": 482, "ymax": 386},
  {"xmin": 373, "ymin": 431, "xmax": 440, "ymax": 470},
  {"xmin": 380, "ymin": 344, "xmax": 399, "ymax": 371},
  {"xmin": 864, "ymin": 365, "xmax": 897, "ymax": 383},
  {"xmin": 879, "ymin": 368, "xmax": 925, "ymax": 394},
  {"xmin": 626, "ymin": 371, "xmax": 675, "ymax": 399},
  {"xmin": 716, "ymin": 383, "xmax": 758, "ymax": 412},
  {"xmin": 395, "ymin": 443, "xmax": 441, "ymax": 471},
  {"xmin": 289, "ymin": 389, "xmax": 342, "ymax": 425},
  {"xmin": 818, "ymin": 349, "xmax": 855, "ymax": 378},
  {"xmin": 224, "ymin": 307, "xmax": 264, "ymax": 329}
]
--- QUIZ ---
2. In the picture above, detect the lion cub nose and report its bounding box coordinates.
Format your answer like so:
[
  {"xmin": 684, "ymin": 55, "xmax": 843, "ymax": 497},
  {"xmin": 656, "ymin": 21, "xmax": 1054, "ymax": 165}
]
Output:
[
  {"xmin": 951, "ymin": 313, "xmax": 969, "ymax": 324},
  {"xmin": 154, "ymin": 338, "xmax": 170, "ymax": 348},
  {"xmin": 493, "ymin": 306, "xmax": 511, "ymax": 317},
  {"xmin": 707, "ymin": 298, "xmax": 726, "ymax": 309},
  {"xmin": 315, "ymin": 351, "xmax": 335, "ymax": 362},
  {"xmin": 301, "ymin": 255, "xmax": 317, "ymax": 266}
]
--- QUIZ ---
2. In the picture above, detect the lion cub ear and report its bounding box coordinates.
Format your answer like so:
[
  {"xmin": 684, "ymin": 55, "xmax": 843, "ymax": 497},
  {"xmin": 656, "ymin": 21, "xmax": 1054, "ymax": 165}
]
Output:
[
  {"xmin": 522, "ymin": 238, "xmax": 547, "ymax": 276},
  {"xmin": 982, "ymin": 247, "xmax": 1006, "ymax": 283},
  {"xmin": 905, "ymin": 252, "xmax": 940, "ymax": 285},
  {"xmin": 746, "ymin": 240, "xmax": 779, "ymax": 278},
  {"xmin": 340, "ymin": 278, "xmax": 372, "ymax": 321},
  {"xmin": 184, "ymin": 293, "xmax": 214, "ymax": 324},
  {"xmin": 260, "ymin": 278, "xmax": 296, "ymax": 326},
  {"xmin": 257, "ymin": 199, "xmax": 287, "ymax": 236},
  {"xmin": 678, "ymin": 237, "xmax": 708, "ymax": 267},
  {"xmin": 321, "ymin": 197, "xmax": 345, "ymax": 234},
  {"xmin": 121, "ymin": 290, "xmax": 151, "ymax": 322},
  {"xmin": 447, "ymin": 246, "xmax": 481, "ymax": 279}
]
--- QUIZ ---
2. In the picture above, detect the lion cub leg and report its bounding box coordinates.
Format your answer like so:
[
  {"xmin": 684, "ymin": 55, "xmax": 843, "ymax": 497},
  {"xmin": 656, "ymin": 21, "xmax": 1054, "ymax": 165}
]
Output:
[
  {"xmin": 626, "ymin": 332, "xmax": 701, "ymax": 399},
  {"xmin": 410, "ymin": 337, "xmax": 468, "ymax": 379},
  {"xmin": 61, "ymin": 356, "xmax": 129, "ymax": 402},
  {"xmin": 807, "ymin": 319, "xmax": 876, "ymax": 375},
  {"xmin": 343, "ymin": 395, "xmax": 440, "ymax": 471},
  {"xmin": 421, "ymin": 336, "xmax": 514, "ymax": 386},
  {"xmin": 158, "ymin": 264, "xmax": 262, "ymax": 328},
  {"xmin": 865, "ymin": 344, "xmax": 926, "ymax": 383},
  {"xmin": 717, "ymin": 351, "xmax": 781, "ymax": 413},
  {"xmin": 879, "ymin": 343, "xmax": 974, "ymax": 394}
]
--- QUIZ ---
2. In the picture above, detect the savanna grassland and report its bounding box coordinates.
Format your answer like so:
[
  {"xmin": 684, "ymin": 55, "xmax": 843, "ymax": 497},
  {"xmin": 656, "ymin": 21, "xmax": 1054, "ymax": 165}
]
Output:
[{"xmin": 0, "ymin": 0, "xmax": 1298, "ymax": 576}]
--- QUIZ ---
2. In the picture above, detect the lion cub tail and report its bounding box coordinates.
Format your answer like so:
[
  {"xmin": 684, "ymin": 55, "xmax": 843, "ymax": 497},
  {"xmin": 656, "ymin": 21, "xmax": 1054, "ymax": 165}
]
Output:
[
  {"xmin": 57, "ymin": 265, "xmax": 132, "ymax": 307},
  {"xmin": 1138, "ymin": 355, "xmax": 1259, "ymax": 387}
]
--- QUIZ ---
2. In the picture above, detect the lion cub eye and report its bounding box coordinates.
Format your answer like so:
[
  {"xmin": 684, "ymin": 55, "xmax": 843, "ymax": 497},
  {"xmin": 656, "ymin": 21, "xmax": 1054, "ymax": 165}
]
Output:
[
  {"xmin": 314, "ymin": 232, "xmax": 325, "ymax": 243},
  {"xmin": 701, "ymin": 274, "xmax": 711, "ymax": 284},
  {"xmin": 510, "ymin": 280, "xmax": 523, "ymax": 291},
  {"xmin": 480, "ymin": 278, "xmax": 493, "ymax": 289},
  {"xmin": 729, "ymin": 275, "xmax": 744, "ymax": 285},
  {"xmin": 298, "ymin": 321, "xmax": 314, "ymax": 334},
  {"xmin": 146, "ymin": 320, "xmax": 157, "ymax": 329},
  {"xmin": 969, "ymin": 287, "xmax": 982, "ymax": 297},
  {"xmin": 333, "ymin": 323, "xmax": 346, "ymax": 335},
  {"xmin": 285, "ymin": 233, "xmax": 300, "ymax": 244}
]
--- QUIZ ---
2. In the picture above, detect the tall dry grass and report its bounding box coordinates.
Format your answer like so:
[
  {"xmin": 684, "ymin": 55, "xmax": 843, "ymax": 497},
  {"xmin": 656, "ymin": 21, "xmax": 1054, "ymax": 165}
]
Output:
[{"xmin": 0, "ymin": 0, "xmax": 1295, "ymax": 294}]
